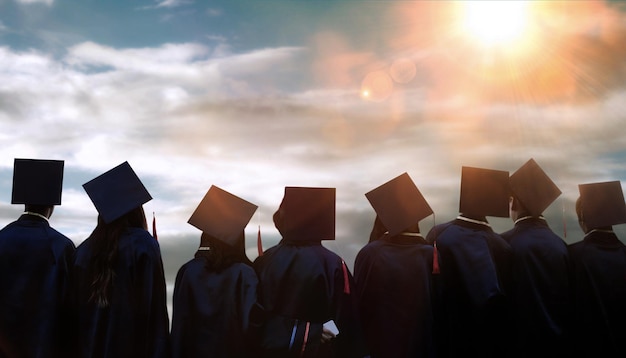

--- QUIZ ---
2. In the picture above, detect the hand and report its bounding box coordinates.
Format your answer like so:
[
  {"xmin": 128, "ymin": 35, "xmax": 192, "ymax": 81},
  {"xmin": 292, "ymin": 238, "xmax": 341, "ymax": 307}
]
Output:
[{"xmin": 320, "ymin": 327, "xmax": 336, "ymax": 344}]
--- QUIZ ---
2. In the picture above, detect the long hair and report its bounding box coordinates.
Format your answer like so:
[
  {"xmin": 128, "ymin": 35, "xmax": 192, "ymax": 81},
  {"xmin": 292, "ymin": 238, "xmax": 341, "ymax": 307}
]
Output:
[
  {"xmin": 87, "ymin": 206, "xmax": 147, "ymax": 307},
  {"xmin": 196, "ymin": 231, "xmax": 252, "ymax": 272}
]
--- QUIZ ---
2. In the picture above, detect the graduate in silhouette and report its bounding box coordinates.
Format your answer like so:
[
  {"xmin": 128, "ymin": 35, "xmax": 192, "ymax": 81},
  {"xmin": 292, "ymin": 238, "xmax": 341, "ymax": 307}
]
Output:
[
  {"xmin": 426, "ymin": 166, "xmax": 512, "ymax": 358},
  {"xmin": 253, "ymin": 186, "xmax": 368, "ymax": 358},
  {"xmin": 171, "ymin": 185, "xmax": 259, "ymax": 358},
  {"xmin": 354, "ymin": 172, "xmax": 438, "ymax": 358},
  {"xmin": 72, "ymin": 161, "xmax": 170, "ymax": 358},
  {"xmin": 500, "ymin": 158, "xmax": 572, "ymax": 357},
  {"xmin": 569, "ymin": 180, "xmax": 626, "ymax": 358},
  {"xmin": 0, "ymin": 158, "xmax": 75, "ymax": 358}
]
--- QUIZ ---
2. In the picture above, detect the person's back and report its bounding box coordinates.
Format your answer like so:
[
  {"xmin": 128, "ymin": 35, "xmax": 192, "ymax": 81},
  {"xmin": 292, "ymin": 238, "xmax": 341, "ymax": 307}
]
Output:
[
  {"xmin": 172, "ymin": 257, "xmax": 258, "ymax": 357},
  {"xmin": 568, "ymin": 181, "xmax": 626, "ymax": 358},
  {"xmin": 0, "ymin": 158, "xmax": 75, "ymax": 358},
  {"xmin": 73, "ymin": 225, "xmax": 169, "ymax": 358},
  {"xmin": 255, "ymin": 241, "xmax": 346, "ymax": 323},
  {"xmin": 355, "ymin": 234, "xmax": 436, "ymax": 358},
  {"xmin": 500, "ymin": 158, "xmax": 572, "ymax": 357}
]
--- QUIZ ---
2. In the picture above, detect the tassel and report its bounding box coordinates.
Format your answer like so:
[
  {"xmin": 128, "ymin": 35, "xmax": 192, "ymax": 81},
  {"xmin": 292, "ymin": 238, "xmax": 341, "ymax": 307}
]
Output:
[
  {"xmin": 152, "ymin": 212, "xmax": 158, "ymax": 240},
  {"xmin": 257, "ymin": 225, "xmax": 263, "ymax": 257},
  {"xmin": 562, "ymin": 200, "xmax": 567, "ymax": 239},
  {"xmin": 299, "ymin": 322, "xmax": 311, "ymax": 358},
  {"xmin": 341, "ymin": 260, "xmax": 350, "ymax": 294},
  {"xmin": 432, "ymin": 242, "xmax": 440, "ymax": 274}
]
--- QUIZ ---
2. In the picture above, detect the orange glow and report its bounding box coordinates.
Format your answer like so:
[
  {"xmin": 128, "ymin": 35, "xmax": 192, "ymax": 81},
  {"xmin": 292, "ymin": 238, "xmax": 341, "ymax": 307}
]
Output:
[{"xmin": 361, "ymin": 71, "xmax": 393, "ymax": 102}]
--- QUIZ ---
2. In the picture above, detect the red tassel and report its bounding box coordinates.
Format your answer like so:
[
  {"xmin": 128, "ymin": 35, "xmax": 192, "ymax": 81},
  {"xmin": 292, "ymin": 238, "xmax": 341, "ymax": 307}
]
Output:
[
  {"xmin": 432, "ymin": 243, "xmax": 440, "ymax": 274},
  {"xmin": 341, "ymin": 260, "xmax": 350, "ymax": 294},
  {"xmin": 562, "ymin": 201, "xmax": 567, "ymax": 239},
  {"xmin": 300, "ymin": 322, "xmax": 311, "ymax": 357},
  {"xmin": 152, "ymin": 212, "xmax": 158, "ymax": 241},
  {"xmin": 257, "ymin": 225, "xmax": 263, "ymax": 257}
]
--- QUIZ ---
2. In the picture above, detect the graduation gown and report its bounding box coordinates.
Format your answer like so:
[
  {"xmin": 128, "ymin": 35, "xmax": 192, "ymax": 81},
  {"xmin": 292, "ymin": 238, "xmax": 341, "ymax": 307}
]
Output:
[
  {"xmin": 0, "ymin": 214, "xmax": 76, "ymax": 358},
  {"xmin": 426, "ymin": 217, "xmax": 512, "ymax": 358},
  {"xmin": 354, "ymin": 233, "xmax": 437, "ymax": 358},
  {"xmin": 253, "ymin": 240, "xmax": 367, "ymax": 358},
  {"xmin": 72, "ymin": 227, "xmax": 170, "ymax": 358},
  {"xmin": 170, "ymin": 254, "xmax": 259, "ymax": 358},
  {"xmin": 568, "ymin": 230, "xmax": 626, "ymax": 358},
  {"xmin": 499, "ymin": 217, "xmax": 572, "ymax": 357}
]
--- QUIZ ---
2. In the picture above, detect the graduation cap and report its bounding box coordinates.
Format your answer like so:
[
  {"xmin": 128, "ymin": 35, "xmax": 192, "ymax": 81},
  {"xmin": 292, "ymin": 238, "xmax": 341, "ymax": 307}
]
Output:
[
  {"xmin": 509, "ymin": 158, "xmax": 561, "ymax": 216},
  {"xmin": 82, "ymin": 161, "xmax": 152, "ymax": 224},
  {"xmin": 578, "ymin": 181, "xmax": 626, "ymax": 229},
  {"xmin": 12, "ymin": 158, "xmax": 64, "ymax": 206},
  {"xmin": 459, "ymin": 166, "xmax": 510, "ymax": 217},
  {"xmin": 188, "ymin": 185, "xmax": 258, "ymax": 247},
  {"xmin": 365, "ymin": 172, "xmax": 433, "ymax": 237},
  {"xmin": 278, "ymin": 186, "xmax": 335, "ymax": 241}
]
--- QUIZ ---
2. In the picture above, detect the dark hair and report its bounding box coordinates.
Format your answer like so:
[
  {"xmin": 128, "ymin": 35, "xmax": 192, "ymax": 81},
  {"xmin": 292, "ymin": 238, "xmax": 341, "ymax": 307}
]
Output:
[
  {"xmin": 196, "ymin": 231, "xmax": 252, "ymax": 272},
  {"xmin": 575, "ymin": 196, "xmax": 583, "ymax": 221},
  {"xmin": 87, "ymin": 206, "xmax": 147, "ymax": 307},
  {"xmin": 368, "ymin": 215, "xmax": 387, "ymax": 243},
  {"xmin": 24, "ymin": 204, "xmax": 52, "ymax": 216}
]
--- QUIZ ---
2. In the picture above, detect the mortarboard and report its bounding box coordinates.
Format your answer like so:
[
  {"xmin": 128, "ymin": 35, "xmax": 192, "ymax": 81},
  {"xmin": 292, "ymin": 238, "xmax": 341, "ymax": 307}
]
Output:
[
  {"xmin": 365, "ymin": 172, "xmax": 433, "ymax": 237},
  {"xmin": 279, "ymin": 186, "xmax": 335, "ymax": 241},
  {"xmin": 82, "ymin": 161, "xmax": 152, "ymax": 224},
  {"xmin": 459, "ymin": 166, "xmax": 510, "ymax": 217},
  {"xmin": 578, "ymin": 181, "xmax": 626, "ymax": 229},
  {"xmin": 188, "ymin": 185, "xmax": 258, "ymax": 247},
  {"xmin": 11, "ymin": 158, "xmax": 64, "ymax": 206},
  {"xmin": 509, "ymin": 158, "xmax": 561, "ymax": 216}
]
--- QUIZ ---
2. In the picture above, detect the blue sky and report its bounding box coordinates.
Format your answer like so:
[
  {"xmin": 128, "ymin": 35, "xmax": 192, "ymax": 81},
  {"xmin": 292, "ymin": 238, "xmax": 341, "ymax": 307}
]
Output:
[{"xmin": 3, "ymin": 0, "xmax": 626, "ymax": 312}]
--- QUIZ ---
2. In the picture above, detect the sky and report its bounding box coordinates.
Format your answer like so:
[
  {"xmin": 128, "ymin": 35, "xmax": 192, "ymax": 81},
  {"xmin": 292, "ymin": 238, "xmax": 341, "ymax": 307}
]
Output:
[{"xmin": 3, "ymin": 0, "xmax": 626, "ymax": 314}]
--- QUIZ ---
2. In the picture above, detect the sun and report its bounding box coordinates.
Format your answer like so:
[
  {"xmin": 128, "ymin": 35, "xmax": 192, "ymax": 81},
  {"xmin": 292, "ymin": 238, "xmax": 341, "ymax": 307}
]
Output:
[{"xmin": 461, "ymin": 1, "xmax": 530, "ymax": 47}]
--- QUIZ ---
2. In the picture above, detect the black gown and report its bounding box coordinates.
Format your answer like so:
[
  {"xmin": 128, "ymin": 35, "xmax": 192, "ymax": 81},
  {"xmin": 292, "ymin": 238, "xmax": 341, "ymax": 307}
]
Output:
[
  {"xmin": 354, "ymin": 233, "xmax": 437, "ymax": 358},
  {"xmin": 0, "ymin": 214, "xmax": 76, "ymax": 358},
  {"xmin": 568, "ymin": 230, "xmax": 626, "ymax": 358},
  {"xmin": 499, "ymin": 217, "xmax": 572, "ymax": 357},
  {"xmin": 170, "ymin": 253, "xmax": 259, "ymax": 358},
  {"xmin": 72, "ymin": 227, "xmax": 170, "ymax": 358},
  {"xmin": 426, "ymin": 217, "xmax": 512, "ymax": 358},
  {"xmin": 253, "ymin": 240, "xmax": 367, "ymax": 358}
]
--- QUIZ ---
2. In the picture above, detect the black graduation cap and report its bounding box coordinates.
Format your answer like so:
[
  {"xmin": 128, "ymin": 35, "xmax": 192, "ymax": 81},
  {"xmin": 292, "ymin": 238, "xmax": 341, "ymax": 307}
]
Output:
[
  {"xmin": 11, "ymin": 158, "xmax": 64, "ymax": 206},
  {"xmin": 509, "ymin": 158, "xmax": 561, "ymax": 216},
  {"xmin": 459, "ymin": 166, "xmax": 510, "ymax": 217},
  {"xmin": 365, "ymin": 172, "xmax": 433, "ymax": 237},
  {"xmin": 578, "ymin": 181, "xmax": 626, "ymax": 229},
  {"xmin": 279, "ymin": 186, "xmax": 335, "ymax": 241},
  {"xmin": 188, "ymin": 185, "xmax": 258, "ymax": 247},
  {"xmin": 82, "ymin": 161, "xmax": 152, "ymax": 224}
]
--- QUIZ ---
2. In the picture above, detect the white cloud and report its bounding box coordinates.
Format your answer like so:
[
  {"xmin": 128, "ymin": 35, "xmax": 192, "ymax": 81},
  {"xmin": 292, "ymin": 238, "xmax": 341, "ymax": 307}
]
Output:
[
  {"xmin": 15, "ymin": 0, "xmax": 53, "ymax": 5},
  {"xmin": 139, "ymin": 0, "xmax": 193, "ymax": 10},
  {"xmin": 2, "ymin": 29, "xmax": 626, "ymax": 268}
]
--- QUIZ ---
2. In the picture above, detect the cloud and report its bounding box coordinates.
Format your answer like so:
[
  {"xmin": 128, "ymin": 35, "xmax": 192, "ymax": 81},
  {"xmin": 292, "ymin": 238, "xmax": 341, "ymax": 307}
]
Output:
[
  {"xmin": 139, "ymin": 0, "xmax": 193, "ymax": 10},
  {"xmin": 14, "ymin": 0, "xmax": 53, "ymax": 5},
  {"xmin": 3, "ymin": 5, "xmax": 626, "ymax": 279}
]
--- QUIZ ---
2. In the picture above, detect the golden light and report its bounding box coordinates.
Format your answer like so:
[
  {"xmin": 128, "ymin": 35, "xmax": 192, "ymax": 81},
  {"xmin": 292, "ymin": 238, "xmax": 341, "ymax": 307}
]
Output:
[
  {"xmin": 361, "ymin": 71, "xmax": 393, "ymax": 102},
  {"xmin": 461, "ymin": 1, "xmax": 530, "ymax": 47}
]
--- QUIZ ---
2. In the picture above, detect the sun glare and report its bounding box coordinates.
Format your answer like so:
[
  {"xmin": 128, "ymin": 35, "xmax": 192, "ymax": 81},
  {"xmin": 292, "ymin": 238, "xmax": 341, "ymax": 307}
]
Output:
[{"xmin": 462, "ymin": 1, "xmax": 530, "ymax": 47}]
